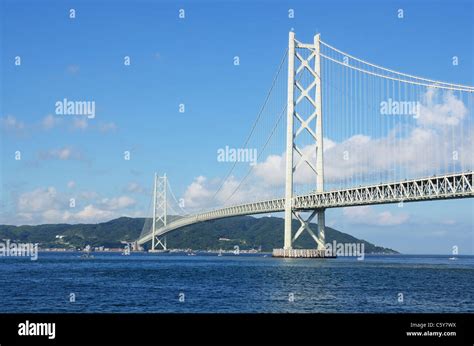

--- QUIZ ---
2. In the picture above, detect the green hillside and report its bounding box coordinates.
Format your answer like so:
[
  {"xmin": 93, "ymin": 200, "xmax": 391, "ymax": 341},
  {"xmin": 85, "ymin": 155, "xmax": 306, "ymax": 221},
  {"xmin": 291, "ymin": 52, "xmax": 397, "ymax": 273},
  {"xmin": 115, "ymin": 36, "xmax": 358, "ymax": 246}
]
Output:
[{"xmin": 0, "ymin": 216, "xmax": 398, "ymax": 254}]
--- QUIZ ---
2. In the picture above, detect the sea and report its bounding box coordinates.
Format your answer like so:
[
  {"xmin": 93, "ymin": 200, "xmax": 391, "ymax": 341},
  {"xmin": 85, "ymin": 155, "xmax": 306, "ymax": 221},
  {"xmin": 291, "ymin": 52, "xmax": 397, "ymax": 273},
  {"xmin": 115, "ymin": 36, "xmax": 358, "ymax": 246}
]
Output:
[{"xmin": 0, "ymin": 253, "xmax": 472, "ymax": 313}]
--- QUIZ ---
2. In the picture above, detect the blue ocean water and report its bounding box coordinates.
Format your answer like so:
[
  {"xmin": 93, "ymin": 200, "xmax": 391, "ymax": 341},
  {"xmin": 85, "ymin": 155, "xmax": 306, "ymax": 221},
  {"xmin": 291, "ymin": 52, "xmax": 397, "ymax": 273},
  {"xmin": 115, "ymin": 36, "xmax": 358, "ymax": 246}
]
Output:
[{"xmin": 0, "ymin": 253, "xmax": 472, "ymax": 313}]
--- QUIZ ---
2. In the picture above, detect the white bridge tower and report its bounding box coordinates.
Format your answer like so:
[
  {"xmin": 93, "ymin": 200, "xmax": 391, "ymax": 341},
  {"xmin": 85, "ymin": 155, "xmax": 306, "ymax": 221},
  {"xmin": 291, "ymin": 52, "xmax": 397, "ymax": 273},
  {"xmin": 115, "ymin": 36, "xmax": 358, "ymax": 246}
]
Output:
[
  {"xmin": 151, "ymin": 173, "xmax": 168, "ymax": 251},
  {"xmin": 282, "ymin": 31, "xmax": 326, "ymax": 256}
]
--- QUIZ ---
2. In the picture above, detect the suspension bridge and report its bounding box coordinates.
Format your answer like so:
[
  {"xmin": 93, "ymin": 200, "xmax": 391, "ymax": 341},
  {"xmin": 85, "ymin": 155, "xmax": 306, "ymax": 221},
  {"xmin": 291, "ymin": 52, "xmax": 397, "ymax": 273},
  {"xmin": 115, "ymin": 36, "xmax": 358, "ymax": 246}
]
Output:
[{"xmin": 137, "ymin": 32, "xmax": 474, "ymax": 257}]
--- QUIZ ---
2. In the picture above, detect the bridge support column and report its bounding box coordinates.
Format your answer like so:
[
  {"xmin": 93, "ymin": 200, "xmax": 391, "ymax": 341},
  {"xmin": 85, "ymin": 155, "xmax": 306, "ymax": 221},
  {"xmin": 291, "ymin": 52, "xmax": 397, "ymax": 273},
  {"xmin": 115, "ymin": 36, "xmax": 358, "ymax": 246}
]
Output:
[
  {"xmin": 284, "ymin": 31, "xmax": 296, "ymax": 250},
  {"xmin": 318, "ymin": 209, "xmax": 325, "ymax": 247},
  {"xmin": 151, "ymin": 173, "xmax": 168, "ymax": 252},
  {"xmin": 282, "ymin": 31, "xmax": 326, "ymax": 253},
  {"xmin": 153, "ymin": 236, "xmax": 167, "ymax": 251},
  {"xmin": 291, "ymin": 210, "xmax": 325, "ymax": 250}
]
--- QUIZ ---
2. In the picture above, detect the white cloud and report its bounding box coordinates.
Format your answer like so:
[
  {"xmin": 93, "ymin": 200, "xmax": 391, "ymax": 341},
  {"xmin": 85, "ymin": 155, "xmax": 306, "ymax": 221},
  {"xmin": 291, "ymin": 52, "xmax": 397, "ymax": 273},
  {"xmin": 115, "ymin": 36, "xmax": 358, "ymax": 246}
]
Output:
[
  {"xmin": 67, "ymin": 65, "xmax": 80, "ymax": 74},
  {"xmin": 1, "ymin": 115, "xmax": 25, "ymax": 132},
  {"xmin": 80, "ymin": 191, "xmax": 100, "ymax": 200},
  {"xmin": 417, "ymin": 88, "xmax": 467, "ymax": 126},
  {"xmin": 39, "ymin": 147, "xmax": 83, "ymax": 161},
  {"xmin": 441, "ymin": 219, "xmax": 456, "ymax": 225},
  {"xmin": 182, "ymin": 176, "xmax": 215, "ymax": 208},
  {"xmin": 182, "ymin": 175, "xmax": 280, "ymax": 211},
  {"xmin": 57, "ymin": 148, "xmax": 72, "ymax": 160},
  {"xmin": 18, "ymin": 187, "xmax": 62, "ymax": 212},
  {"xmin": 73, "ymin": 118, "xmax": 88, "ymax": 130},
  {"xmin": 12, "ymin": 186, "xmax": 137, "ymax": 225},
  {"xmin": 67, "ymin": 181, "xmax": 76, "ymax": 189},
  {"xmin": 41, "ymin": 114, "xmax": 61, "ymax": 130},
  {"xmin": 126, "ymin": 182, "xmax": 146, "ymax": 194},
  {"xmin": 75, "ymin": 205, "xmax": 115, "ymax": 222},
  {"xmin": 342, "ymin": 206, "xmax": 409, "ymax": 226},
  {"xmin": 16, "ymin": 212, "xmax": 34, "ymax": 222},
  {"xmin": 2, "ymin": 114, "xmax": 117, "ymax": 134},
  {"xmin": 99, "ymin": 122, "xmax": 117, "ymax": 132},
  {"xmin": 42, "ymin": 209, "xmax": 73, "ymax": 223},
  {"xmin": 74, "ymin": 119, "xmax": 117, "ymax": 132},
  {"xmin": 99, "ymin": 196, "xmax": 136, "ymax": 210},
  {"xmin": 253, "ymin": 154, "xmax": 285, "ymax": 186},
  {"xmin": 40, "ymin": 206, "xmax": 115, "ymax": 224}
]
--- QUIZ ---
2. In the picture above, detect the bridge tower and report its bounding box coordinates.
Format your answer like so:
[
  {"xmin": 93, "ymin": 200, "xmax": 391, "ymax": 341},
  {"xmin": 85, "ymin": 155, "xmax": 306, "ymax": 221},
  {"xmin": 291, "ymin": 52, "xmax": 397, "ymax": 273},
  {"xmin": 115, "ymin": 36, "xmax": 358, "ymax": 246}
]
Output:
[
  {"xmin": 151, "ymin": 173, "xmax": 168, "ymax": 251},
  {"xmin": 282, "ymin": 31, "xmax": 326, "ymax": 256}
]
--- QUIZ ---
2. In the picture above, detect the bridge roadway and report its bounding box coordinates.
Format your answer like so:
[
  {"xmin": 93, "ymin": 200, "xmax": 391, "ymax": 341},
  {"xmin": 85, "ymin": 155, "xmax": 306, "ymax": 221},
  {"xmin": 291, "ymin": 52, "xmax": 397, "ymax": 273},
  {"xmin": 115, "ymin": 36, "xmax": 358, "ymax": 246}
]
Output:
[{"xmin": 137, "ymin": 172, "xmax": 473, "ymax": 245}]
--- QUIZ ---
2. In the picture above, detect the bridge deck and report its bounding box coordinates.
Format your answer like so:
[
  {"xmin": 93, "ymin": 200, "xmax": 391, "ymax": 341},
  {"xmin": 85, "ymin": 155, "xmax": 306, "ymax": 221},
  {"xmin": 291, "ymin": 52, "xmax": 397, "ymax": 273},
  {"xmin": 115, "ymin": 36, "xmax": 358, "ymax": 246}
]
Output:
[{"xmin": 137, "ymin": 172, "xmax": 473, "ymax": 245}]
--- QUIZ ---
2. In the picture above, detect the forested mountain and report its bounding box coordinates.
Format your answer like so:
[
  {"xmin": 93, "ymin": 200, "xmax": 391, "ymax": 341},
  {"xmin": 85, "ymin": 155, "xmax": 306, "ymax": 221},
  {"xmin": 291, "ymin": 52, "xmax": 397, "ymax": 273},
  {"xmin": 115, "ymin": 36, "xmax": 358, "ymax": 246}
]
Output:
[{"xmin": 0, "ymin": 216, "xmax": 398, "ymax": 253}]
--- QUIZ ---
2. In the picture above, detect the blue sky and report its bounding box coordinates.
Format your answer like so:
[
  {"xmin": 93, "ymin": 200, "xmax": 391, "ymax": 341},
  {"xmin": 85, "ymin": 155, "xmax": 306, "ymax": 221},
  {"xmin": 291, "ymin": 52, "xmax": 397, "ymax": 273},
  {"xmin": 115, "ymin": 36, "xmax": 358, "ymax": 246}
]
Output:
[{"xmin": 1, "ymin": 0, "xmax": 473, "ymax": 254}]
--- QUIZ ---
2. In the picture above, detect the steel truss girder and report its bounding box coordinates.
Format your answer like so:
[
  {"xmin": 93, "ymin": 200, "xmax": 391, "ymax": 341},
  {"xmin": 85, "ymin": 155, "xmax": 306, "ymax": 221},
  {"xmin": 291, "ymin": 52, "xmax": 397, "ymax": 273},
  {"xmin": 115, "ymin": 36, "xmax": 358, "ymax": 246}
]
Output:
[{"xmin": 137, "ymin": 172, "xmax": 474, "ymax": 246}]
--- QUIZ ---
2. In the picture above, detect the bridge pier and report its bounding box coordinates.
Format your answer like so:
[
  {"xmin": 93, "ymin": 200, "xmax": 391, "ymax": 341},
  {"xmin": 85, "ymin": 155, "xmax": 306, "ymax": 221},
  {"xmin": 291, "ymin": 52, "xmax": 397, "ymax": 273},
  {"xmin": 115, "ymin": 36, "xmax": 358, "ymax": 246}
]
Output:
[
  {"xmin": 274, "ymin": 208, "xmax": 330, "ymax": 258},
  {"xmin": 272, "ymin": 248, "xmax": 334, "ymax": 258}
]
